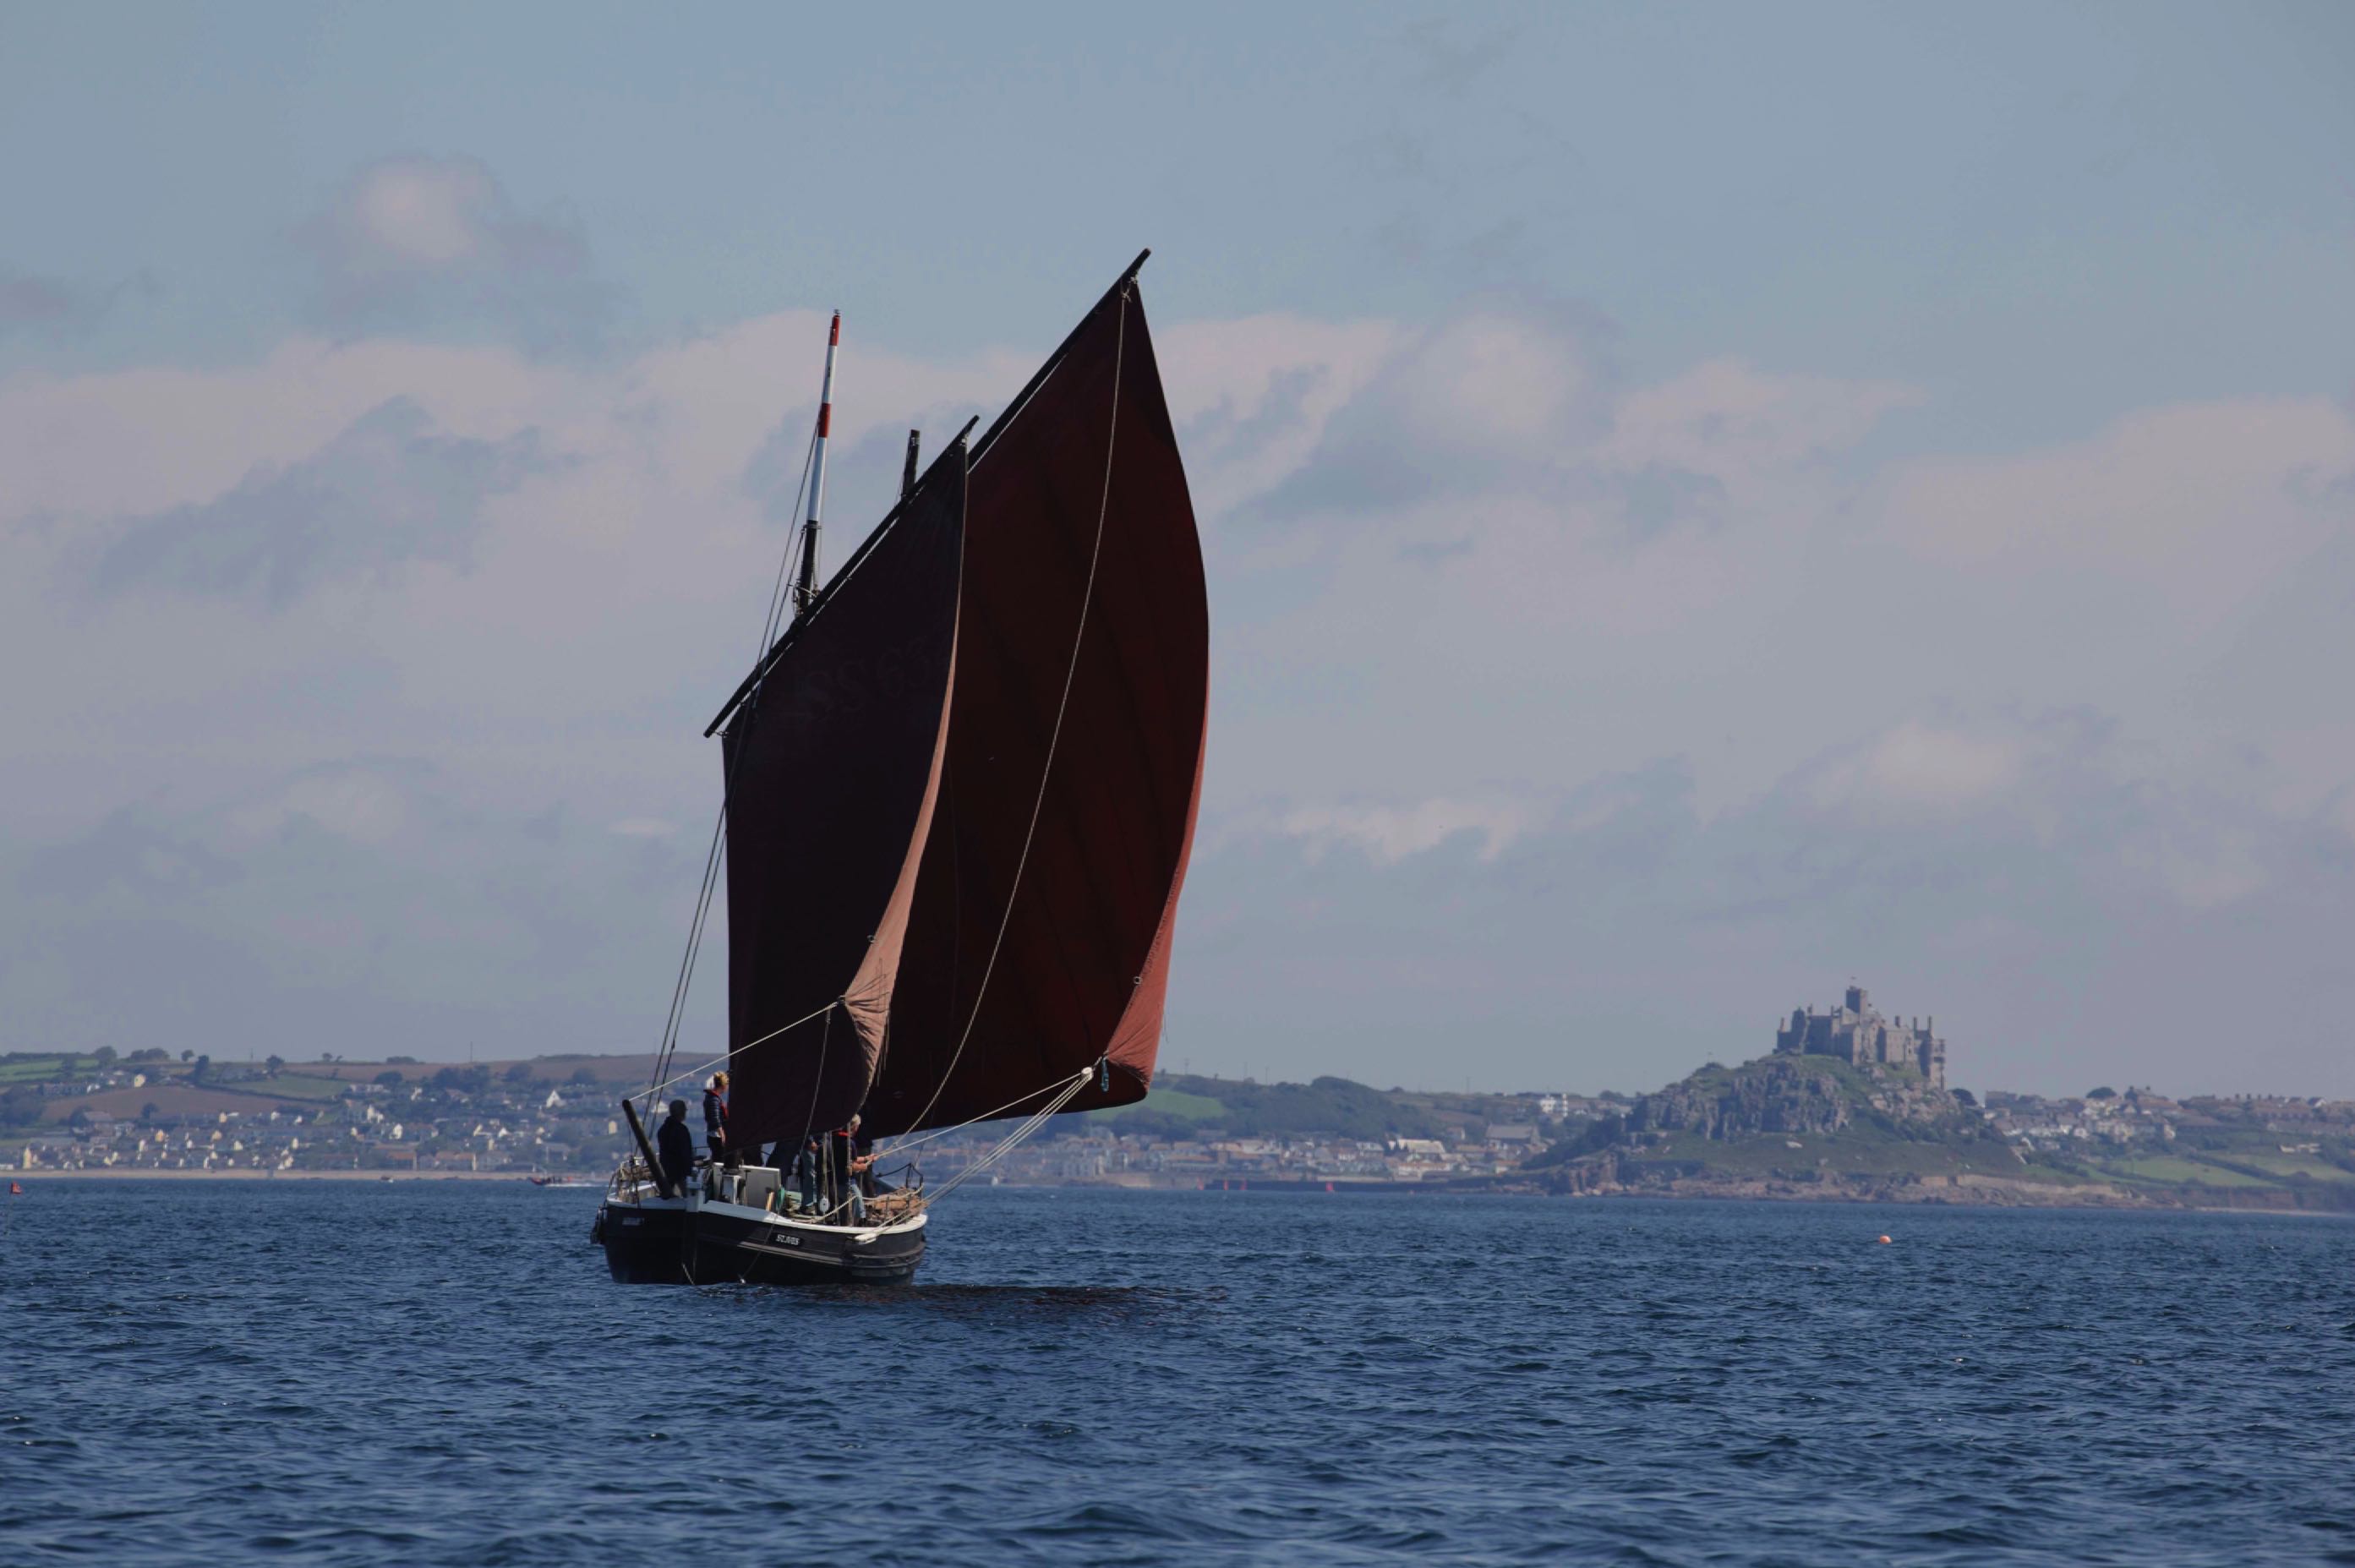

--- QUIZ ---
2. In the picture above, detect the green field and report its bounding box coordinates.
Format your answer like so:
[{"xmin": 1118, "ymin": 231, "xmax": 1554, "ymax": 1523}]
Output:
[
  {"xmin": 2212, "ymin": 1151, "xmax": 2355, "ymax": 1183},
  {"xmin": 2101, "ymin": 1155, "xmax": 2276, "ymax": 1188},
  {"xmin": 0, "ymin": 1055, "xmax": 105, "ymax": 1085},
  {"xmin": 1090, "ymin": 1087, "xmax": 1226, "ymax": 1124}
]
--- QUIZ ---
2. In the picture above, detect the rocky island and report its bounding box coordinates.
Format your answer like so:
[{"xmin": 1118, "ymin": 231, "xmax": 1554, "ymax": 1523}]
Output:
[{"xmin": 1527, "ymin": 984, "xmax": 2352, "ymax": 1210}]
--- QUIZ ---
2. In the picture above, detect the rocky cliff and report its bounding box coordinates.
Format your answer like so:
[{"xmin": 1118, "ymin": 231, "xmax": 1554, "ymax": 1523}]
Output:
[
  {"xmin": 1621, "ymin": 1054, "xmax": 1972, "ymax": 1141},
  {"xmin": 1527, "ymin": 1053, "xmax": 2033, "ymax": 1201}
]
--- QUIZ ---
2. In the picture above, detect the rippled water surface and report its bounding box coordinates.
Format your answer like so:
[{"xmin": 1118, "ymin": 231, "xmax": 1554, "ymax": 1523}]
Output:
[{"xmin": 3, "ymin": 1183, "xmax": 2352, "ymax": 1565}]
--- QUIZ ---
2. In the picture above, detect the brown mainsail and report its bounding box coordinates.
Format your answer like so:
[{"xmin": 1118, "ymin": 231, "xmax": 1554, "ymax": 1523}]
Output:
[
  {"xmin": 863, "ymin": 263, "xmax": 1210, "ymax": 1138},
  {"xmin": 719, "ymin": 445, "xmax": 965, "ymax": 1150}
]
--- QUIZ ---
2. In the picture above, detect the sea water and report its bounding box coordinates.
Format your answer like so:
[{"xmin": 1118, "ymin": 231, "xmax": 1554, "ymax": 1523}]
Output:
[{"xmin": 2, "ymin": 1182, "xmax": 2350, "ymax": 1565}]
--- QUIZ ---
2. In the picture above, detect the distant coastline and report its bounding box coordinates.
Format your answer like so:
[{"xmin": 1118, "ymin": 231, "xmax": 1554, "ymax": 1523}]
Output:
[
  {"xmin": 18, "ymin": 1169, "xmax": 2351, "ymax": 1221},
  {"xmin": 9, "ymin": 1044, "xmax": 2352, "ymax": 1215}
]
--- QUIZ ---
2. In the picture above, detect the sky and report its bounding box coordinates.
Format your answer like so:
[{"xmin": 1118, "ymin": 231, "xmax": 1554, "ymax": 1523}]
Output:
[{"xmin": 3, "ymin": 3, "xmax": 2352, "ymax": 1099}]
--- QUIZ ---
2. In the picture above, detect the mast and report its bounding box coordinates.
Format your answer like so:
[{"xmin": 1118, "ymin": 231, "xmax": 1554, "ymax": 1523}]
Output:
[
  {"xmin": 901, "ymin": 429, "xmax": 921, "ymax": 500},
  {"xmin": 794, "ymin": 311, "xmax": 841, "ymax": 615}
]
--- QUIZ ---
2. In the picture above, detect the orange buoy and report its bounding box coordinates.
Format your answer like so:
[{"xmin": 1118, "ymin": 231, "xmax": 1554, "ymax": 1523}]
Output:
[{"xmin": 1877, "ymin": 1234, "xmax": 1893, "ymax": 1244}]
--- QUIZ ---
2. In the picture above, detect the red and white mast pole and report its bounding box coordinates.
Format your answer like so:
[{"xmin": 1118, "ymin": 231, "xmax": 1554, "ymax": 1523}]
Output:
[{"xmin": 793, "ymin": 310, "xmax": 841, "ymax": 614}]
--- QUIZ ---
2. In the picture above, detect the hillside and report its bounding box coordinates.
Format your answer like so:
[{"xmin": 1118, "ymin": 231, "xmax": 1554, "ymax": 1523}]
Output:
[
  {"xmin": 1083, "ymin": 1073, "xmax": 1517, "ymax": 1142},
  {"xmin": 1531, "ymin": 1054, "xmax": 2355, "ymax": 1210}
]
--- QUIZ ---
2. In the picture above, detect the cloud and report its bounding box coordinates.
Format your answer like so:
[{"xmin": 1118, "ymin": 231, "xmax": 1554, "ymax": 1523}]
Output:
[
  {"xmin": 300, "ymin": 156, "xmax": 616, "ymax": 350},
  {"xmin": 1188, "ymin": 703, "xmax": 2355, "ymax": 1098},
  {"xmin": 2, "ymin": 287, "xmax": 2351, "ymax": 1097},
  {"xmin": 1805, "ymin": 720, "xmax": 2028, "ymax": 817},
  {"xmin": 0, "ymin": 269, "xmax": 81, "ymax": 336},
  {"xmin": 1603, "ymin": 358, "xmax": 1923, "ymax": 487},
  {"xmin": 225, "ymin": 763, "xmax": 420, "ymax": 845},
  {"xmin": 1402, "ymin": 18, "xmax": 1519, "ymax": 98},
  {"xmin": 0, "ymin": 265, "xmax": 156, "ymax": 344},
  {"xmin": 1276, "ymin": 795, "xmax": 1539, "ymax": 864},
  {"xmin": 1881, "ymin": 398, "xmax": 2355, "ymax": 615},
  {"xmin": 83, "ymin": 397, "xmax": 556, "ymax": 607},
  {"xmin": 1253, "ymin": 298, "xmax": 1620, "ymax": 521},
  {"xmin": 0, "ymin": 762, "xmax": 708, "ymax": 1058}
]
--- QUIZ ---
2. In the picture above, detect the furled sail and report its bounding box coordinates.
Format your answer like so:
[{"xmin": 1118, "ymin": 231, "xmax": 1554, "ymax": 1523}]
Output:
[
  {"xmin": 719, "ymin": 446, "xmax": 966, "ymax": 1150},
  {"xmin": 862, "ymin": 269, "xmax": 1209, "ymax": 1139}
]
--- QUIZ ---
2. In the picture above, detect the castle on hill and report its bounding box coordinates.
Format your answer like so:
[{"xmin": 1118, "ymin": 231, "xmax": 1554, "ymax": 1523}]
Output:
[{"xmin": 1774, "ymin": 984, "xmax": 1946, "ymax": 1088}]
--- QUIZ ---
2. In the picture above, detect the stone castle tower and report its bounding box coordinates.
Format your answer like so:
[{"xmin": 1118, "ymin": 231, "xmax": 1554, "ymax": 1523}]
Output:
[{"xmin": 1774, "ymin": 984, "xmax": 1946, "ymax": 1087}]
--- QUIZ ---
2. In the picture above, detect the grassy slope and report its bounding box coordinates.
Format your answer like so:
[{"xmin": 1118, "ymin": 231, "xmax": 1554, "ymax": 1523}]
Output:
[
  {"xmin": 1, "ymin": 1055, "xmax": 111, "ymax": 1085},
  {"xmin": 39, "ymin": 1083, "xmax": 337, "ymax": 1124},
  {"xmin": 2210, "ymin": 1151, "xmax": 2355, "ymax": 1183},
  {"xmin": 1091, "ymin": 1087, "xmax": 1227, "ymax": 1124},
  {"xmin": 2099, "ymin": 1154, "xmax": 2276, "ymax": 1188}
]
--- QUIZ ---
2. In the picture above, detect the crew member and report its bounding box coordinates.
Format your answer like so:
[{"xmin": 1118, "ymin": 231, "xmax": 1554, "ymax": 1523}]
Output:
[
  {"xmin": 789, "ymin": 1132, "xmax": 822, "ymax": 1212},
  {"xmin": 827, "ymin": 1114, "xmax": 874, "ymax": 1216},
  {"xmin": 702, "ymin": 1072, "xmax": 735, "ymax": 1165},
  {"xmin": 655, "ymin": 1099, "xmax": 696, "ymax": 1194},
  {"xmin": 853, "ymin": 1117, "xmax": 878, "ymax": 1199}
]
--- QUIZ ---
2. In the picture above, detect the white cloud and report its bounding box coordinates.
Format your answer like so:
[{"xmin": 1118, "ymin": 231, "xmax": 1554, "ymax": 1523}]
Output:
[
  {"xmin": 1807, "ymin": 721, "xmax": 2027, "ymax": 817},
  {"xmin": 345, "ymin": 160, "xmax": 498, "ymax": 267},
  {"xmin": 3, "ymin": 284, "xmax": 2352, "ymax": 1094},
  {"xmin": 1882, "ymin": 398, "xmax": 2355, "ymax": 609},
  {"xmin": 1277, "ymin": 795, "xmax": 1538, "ymax": 864},
  {"xmin": 1601, "ymin": 358, "xmax": 1923, "ymax": 486},
  {"xmin": 299, "ymin": 155, "xmax": 613, "ymax": 347}
]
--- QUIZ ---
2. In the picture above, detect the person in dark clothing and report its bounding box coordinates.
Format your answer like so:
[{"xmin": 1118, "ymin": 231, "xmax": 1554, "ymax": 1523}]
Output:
[
  {"xmin": 702, "ymin": 1073, "xmax": 734, "ymax": 1165},
  {"xmin": 825, "ymin": 1119, "xmax": 855, "ymax": 1209},
  {"xmin": 655, "ymin": 1100, "xmax": 696, "ymax": 1195},
  {"xmin": 853, "ymin": 1119, "xmax": 878, "ymax": 1199},
  {"xmin": 822, "ymin": 1114, "xmax": 877, "ymax": 1213},
  {"xmin": 787, "ymin": 1134, "xmax": 821, "ymax": 1211}
]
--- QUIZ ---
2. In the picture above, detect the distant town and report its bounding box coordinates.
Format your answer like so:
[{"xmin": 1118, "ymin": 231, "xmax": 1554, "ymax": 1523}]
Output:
[{"xmin": 5, "ymin": 982, "xmax": 2352, "ymax": 1210}]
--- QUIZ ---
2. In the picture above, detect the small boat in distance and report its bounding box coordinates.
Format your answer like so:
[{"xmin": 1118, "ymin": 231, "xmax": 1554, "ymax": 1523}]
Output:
[
  {"xmin": 595, "ymin": 252, "xmax": 1208, "ymax": 1286},
  {"xmin": 527, "ymin": 1174, "xmax": 596, "ymax": 1188}
]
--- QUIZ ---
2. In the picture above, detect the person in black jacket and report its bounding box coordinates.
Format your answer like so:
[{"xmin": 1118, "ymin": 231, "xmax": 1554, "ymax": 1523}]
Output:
[{"xmin": 655, "ymin": 1100, "xmax": 695, "ymax": 1195}]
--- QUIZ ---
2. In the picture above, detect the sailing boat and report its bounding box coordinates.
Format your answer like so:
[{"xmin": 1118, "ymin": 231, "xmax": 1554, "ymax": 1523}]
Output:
[{"xmin": 595, "ymin": 252, "xmax": 1207, "ymax": 1285}]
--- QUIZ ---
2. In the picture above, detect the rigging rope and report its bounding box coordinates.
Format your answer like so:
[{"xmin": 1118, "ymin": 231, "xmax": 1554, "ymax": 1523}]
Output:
[
  {"xmin": 923, "ymin": 1067, "xmax": 1096, "ymax": 1203},
  {"xmin": 874, "ymin": 1066, "xmax": 1096, "ymax": 1161},
  {"xmin": 635, "ymin": 995, "xmax": 839, "ymax": 1113},
  {"xmin": 794, "ymin": 1002, "xmax": 835, "ymax": 1156},
  {"xmin": 898, "ymin": 286, "xmax": 1132, "ymax": 1136}
]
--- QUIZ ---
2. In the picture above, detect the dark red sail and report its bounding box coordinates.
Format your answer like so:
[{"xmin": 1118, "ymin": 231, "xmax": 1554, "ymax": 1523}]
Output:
[
  {"xmin": 863, "ymin": 277, "xmax": 1208, "ymax": 1138},
  {"xmin": 719, "ymin": 448, "xmax": 965, "ymax": 1149}
]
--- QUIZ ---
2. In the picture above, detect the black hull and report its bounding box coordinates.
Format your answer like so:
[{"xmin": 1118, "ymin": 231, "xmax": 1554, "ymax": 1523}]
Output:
[{"xmin": 595, "ymin": 1199, "xmax": 925, "ymax": 1287}]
